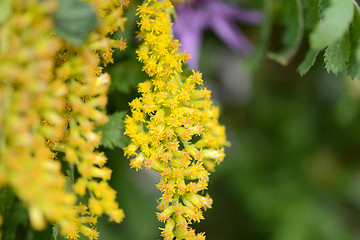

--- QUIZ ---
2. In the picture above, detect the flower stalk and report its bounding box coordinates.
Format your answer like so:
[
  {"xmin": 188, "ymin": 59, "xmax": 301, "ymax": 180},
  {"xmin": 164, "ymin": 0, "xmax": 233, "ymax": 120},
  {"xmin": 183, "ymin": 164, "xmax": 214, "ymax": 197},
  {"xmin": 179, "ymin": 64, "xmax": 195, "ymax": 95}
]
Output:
[
  {"xmin": 0, "ymin": 0, "xmax": 128, "ymax": 239},
  {"xmin": 125, "ymin": 1, "xmax": 228, "ymax": 239}
]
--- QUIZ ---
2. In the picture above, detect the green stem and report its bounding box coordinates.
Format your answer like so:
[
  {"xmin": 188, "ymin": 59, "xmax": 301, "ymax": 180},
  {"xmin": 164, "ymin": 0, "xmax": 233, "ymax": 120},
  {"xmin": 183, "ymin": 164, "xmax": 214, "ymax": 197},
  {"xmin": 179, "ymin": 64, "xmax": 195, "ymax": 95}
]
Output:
[
  {"xmin": 51, "ymin": 143, "xmax": 66, "ymax": 152},
  {"xmin": 65, "ymin": 163, "xmax": 75, "ymax": 192},
  {"xmin": 52, "ymin": 224, "xmax": 59, "ymax": 240}
]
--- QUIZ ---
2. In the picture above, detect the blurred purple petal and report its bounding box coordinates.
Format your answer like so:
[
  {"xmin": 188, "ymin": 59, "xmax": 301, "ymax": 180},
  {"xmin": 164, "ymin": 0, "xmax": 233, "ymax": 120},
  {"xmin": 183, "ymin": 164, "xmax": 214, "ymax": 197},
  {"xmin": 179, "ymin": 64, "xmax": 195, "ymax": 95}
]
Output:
[
  {"xmin": 210, "ymin": 15, "xmax": 253, "ymax": 54},
  {"xmin": 173, "ymin": 0, "xmax": 262, "ymax": 69},
  {"xmin": 211, "ymin": 1, "xmax": 263, "ymax": 25},
  {"xmin": 173, "ymin": 6, "xmax": 206, "ymax": 69},
  {"xmin": 177, "ymin": 28, "xmax": 203, "ymax": 69}
]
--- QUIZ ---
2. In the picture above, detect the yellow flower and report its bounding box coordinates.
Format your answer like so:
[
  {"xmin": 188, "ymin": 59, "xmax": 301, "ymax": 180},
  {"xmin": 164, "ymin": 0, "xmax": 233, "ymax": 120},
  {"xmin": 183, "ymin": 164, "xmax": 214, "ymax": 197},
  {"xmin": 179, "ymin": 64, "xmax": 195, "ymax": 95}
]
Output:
[
  {"xmin": 0, "ymin": 0, "xmax": 77, "ymax": 234},
  {"xmin": 125, "ymin": 0, "xmax": 229, "ymax": 239},
  {"xmin": 0, "ymin": 0, "xmax": 127, "ymax": 238}
]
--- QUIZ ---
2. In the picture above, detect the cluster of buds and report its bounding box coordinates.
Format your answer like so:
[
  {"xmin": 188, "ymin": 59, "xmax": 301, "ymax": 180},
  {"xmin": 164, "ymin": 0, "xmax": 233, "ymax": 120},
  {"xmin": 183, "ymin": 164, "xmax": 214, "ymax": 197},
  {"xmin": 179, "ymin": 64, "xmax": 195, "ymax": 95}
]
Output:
[
  {"xmin": 124, "ymin": 0, "xmax": 228, "ymax": 239},
  {"xmin": 0, "ymin": 0, "xmax": 127, "ymax": 239}
]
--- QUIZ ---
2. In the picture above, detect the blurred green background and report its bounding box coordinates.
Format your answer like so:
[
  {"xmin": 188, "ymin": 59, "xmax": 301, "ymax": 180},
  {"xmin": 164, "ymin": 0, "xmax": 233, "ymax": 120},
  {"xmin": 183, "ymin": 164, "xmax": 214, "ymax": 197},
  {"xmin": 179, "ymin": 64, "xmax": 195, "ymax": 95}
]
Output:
[{"xmin": 10, "ymin": 0, "xmax": 360, "ymax": 239}]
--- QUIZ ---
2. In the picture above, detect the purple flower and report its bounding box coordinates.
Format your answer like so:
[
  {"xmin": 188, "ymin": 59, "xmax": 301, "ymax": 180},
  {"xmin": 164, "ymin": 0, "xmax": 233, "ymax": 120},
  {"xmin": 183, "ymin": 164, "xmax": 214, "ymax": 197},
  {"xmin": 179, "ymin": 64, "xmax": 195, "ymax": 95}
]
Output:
[{"xmin": 173, "ymin": 0, "xmax": 262, "ymax": 69}]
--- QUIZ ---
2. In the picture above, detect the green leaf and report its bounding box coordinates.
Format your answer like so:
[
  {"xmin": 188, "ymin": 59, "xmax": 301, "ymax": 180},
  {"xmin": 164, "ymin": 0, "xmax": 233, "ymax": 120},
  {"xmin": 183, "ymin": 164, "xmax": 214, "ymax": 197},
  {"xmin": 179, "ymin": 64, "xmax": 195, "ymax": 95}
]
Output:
[
  {"xmin": 324, "ymin": 32, "xmax": 351, "ymax": 75},
  {"xmin": 53, "ymin": 224, "xmax": 59, "ymax": 240},
  {"xmin": 347, "ymin": 6, "xmax": 360, "ymax": 79},
  {"xmin": 303, "ymin": 0, "xmax": 320, "ymax": 30},
  {"xmin": 109, "ymin": 58, "xmax": 146, "ymax": 94},
  {"xmin": 268, "ymin": 0, "xmax": 304, "ymax": 65},
  {"xmin": 318, "ymin": 0, "xmax": 330, "ymax": 18},
  {"xmin": 53, "ymin": 0, "xmax": 98, "ymax": 46},
  {"xmin": 243, "ymin": 0, "xmax": 273, "ymax": 71},
  {"xmin": 2, "ymin": 201, "xmax": 29, "ymax": 240},
  {"xmin": 97, "ymin": 111, "xmax": 128, "ymax": 149},
  {"xmin": 0, "ymin": 0, "xmax": 12, "ymax": 25},
  {"xmin": 0, "ymin": 186, "xmax": 15, "ymax": 218},
  {"xmin": 310, "ymin": 0, "xmax": 354, "ymax": 50},
  {"xmin": 297, "ymin": 49, "xmax": 319, "ymax": 76}
]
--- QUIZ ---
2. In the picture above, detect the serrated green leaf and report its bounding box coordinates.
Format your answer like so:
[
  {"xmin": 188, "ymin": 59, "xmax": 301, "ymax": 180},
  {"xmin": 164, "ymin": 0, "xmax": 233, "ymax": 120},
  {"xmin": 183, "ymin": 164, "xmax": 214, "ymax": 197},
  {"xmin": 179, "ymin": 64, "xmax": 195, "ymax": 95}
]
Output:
[
  {"xmin": 97, "ymin": 112, "xmax": 128, "ymax": 149},
  {"xmin": 297, "ymin": 49, "xmax": 319, "ymax": 76},
  {"xmin": 310, "ymin": 0, "xmax": 354, "ymax": 50},
  {"xmin": 348, "ymin": 7, "xmax": 360, "ymax": 79},
  {"xmin": 243, "ymin": 0, "xmax": 273, "ymax": 71},
  {"xmin": 324, "ymin": 32, "xmax": 351, "ymax": 74},
  {"xmin": 347, "ymin": 60, "xmax": 360, "ymax": 79},
  {"xmin": 53, "ymin": 0, "xmax": 98, "ymax": 46},
  {"xmin": 268, "ymin": 0, "xmax": 304, "ymax": 65}
]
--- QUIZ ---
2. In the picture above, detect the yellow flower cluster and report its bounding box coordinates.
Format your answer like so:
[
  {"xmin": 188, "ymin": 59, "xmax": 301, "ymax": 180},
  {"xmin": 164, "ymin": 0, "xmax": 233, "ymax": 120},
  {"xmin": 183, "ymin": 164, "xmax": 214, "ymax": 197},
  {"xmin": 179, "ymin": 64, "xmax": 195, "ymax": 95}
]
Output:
[
  {"xmin": 0, "ymin": 0, "xmax": 127, "ymax": 238},
  {"xmin": 124, "ymin": 1, "xmax": 228, "ymax": 239}
]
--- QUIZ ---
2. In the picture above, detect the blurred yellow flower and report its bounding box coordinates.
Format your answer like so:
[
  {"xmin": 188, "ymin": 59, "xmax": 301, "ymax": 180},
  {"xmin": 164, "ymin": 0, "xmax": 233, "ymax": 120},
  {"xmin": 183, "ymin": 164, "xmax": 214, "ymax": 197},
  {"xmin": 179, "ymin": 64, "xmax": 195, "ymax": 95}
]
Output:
[{"xmin": 0, "ymin": 0, "xmax": 127, "ymax": 238}]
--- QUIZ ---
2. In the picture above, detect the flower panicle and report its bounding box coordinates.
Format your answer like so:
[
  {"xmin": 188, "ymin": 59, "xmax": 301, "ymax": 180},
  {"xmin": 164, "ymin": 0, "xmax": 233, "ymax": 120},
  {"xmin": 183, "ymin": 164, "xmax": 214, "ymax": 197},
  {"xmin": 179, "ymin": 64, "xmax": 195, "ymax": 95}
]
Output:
[
  {"xmin": 124, "ymin": 0, "xmax": 228, "ymax": 239},
  {"xmin": 0, "ymin": 0, "xmax": 127, "ymax": 238},
  {"xmin": 58, "ymin": 0, "xmax": 127, "ymax": 237},
  {"xmin": 0, "ymin": 0, "xmax": 78, "ymax": 235}
]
